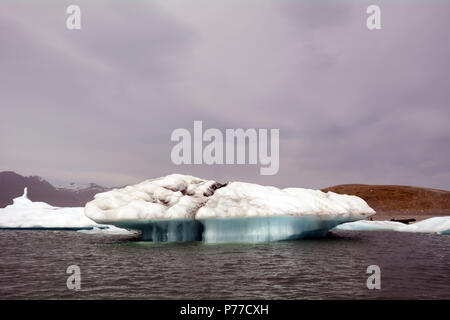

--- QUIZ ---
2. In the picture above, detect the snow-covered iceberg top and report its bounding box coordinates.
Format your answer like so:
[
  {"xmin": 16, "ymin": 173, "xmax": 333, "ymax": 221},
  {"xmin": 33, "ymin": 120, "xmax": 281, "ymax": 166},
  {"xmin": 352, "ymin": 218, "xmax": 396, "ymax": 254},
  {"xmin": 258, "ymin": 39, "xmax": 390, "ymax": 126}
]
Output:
[
  {"xmin": 197, "ymin": 181, "xmax": 375, "ymax": 219},
  {"xmin": 85, "ymin": 174, "xmax": 375, "ymax": 223},
  {"xmin": 9, "ymin": 187, "xmax": 54, "ymax": 210},
  {"xmin": 0, "ymin": 188, "xmax": 98, "ymax": 229},
  {"xmin": 0, "ymin": 188, "xmax": 133, "ymax": 236},
  {"xmin": 335, "ymin": 217, "xmax": 450, "ymax": 235}
]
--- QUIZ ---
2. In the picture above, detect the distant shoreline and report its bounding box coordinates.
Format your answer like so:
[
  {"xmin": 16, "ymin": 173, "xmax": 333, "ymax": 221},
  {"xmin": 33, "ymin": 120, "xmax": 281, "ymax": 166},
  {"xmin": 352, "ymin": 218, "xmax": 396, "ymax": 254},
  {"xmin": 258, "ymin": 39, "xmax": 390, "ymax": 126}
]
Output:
[{"xmin": 322, "ymin": 184, "xmax": 450, "ymax": 222}]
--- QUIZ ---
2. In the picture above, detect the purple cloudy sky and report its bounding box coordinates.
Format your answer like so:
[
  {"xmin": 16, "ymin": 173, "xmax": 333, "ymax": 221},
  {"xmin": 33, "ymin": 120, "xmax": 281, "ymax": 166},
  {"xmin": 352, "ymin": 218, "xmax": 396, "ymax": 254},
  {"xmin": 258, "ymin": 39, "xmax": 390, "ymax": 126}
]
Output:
[{"xmin": 1, "ymin": 0, "xmax": 449, "ymax": 189}]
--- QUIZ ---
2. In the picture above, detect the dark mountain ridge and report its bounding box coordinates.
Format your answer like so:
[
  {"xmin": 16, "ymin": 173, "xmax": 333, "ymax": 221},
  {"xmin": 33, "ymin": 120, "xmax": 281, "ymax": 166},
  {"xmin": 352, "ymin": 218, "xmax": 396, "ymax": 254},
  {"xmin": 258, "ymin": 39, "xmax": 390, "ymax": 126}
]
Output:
[{"xmin": 0, "ymin": 171, "xmax": 110, "ymax": 208}]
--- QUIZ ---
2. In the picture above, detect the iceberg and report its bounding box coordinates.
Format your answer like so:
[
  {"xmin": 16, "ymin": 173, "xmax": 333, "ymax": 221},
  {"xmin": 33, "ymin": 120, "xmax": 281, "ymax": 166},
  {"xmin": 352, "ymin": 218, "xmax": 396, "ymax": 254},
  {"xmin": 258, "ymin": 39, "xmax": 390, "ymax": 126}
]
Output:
[
  {"xmin": 333, "ymin": 220, "xmax": 406, "ymax": 232},
  {"xmin": 403, "ymin": 216, "xmax": 450, "ymax": 234},
  {"xmin": 0, "ymin": 188, "xmax": 131, "ymax": 234},
  {"xmin": 85, "ymin": 174, "xmax": 375, "ymax": 243},
  {"xmin": 334, "ymin": 216, "xmax": 450, "ymax": 235}
]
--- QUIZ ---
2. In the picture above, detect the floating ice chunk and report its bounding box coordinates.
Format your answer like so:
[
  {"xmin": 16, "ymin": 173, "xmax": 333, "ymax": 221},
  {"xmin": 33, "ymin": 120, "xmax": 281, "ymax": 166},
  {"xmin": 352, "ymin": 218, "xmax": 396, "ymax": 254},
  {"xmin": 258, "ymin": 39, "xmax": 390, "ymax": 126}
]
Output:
[
  {"xmin": 401, "ymin": 216, "xmax": 450, "ymax": 234},
  {"xmin": 0, "ymin": 188, "xmax": 125, "ymax": 231},
  {"xmin": 334, "ymin": 220, "xmax": 405, "ymax": 231},
  {"xmin": 85, "ymin": 174, "xmax": 375, "ymax": 242},
  {"xmin": 334, "ymin": 216, "xmax": 450, "ymax": 235}
]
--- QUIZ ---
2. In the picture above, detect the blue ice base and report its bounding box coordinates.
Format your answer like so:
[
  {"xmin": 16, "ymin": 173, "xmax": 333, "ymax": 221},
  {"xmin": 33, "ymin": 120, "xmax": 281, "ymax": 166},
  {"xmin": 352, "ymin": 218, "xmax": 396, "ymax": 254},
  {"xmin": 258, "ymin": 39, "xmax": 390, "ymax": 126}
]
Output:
[
  {"xmin": 108, "ymin": 216, "xmax": 356, "ymax": 243},
  {"xmin": 110, "ymin": 219, "xmax": 204, "ymax": 242}
]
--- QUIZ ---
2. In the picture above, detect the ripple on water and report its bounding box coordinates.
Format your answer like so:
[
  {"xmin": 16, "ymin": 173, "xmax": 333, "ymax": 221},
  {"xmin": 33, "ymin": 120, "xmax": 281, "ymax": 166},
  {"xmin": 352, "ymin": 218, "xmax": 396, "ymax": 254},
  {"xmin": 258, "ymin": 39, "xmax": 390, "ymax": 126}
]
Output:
[{"xmin": 0, "ymin": 229, "xmax": 449, "ymax": 299}]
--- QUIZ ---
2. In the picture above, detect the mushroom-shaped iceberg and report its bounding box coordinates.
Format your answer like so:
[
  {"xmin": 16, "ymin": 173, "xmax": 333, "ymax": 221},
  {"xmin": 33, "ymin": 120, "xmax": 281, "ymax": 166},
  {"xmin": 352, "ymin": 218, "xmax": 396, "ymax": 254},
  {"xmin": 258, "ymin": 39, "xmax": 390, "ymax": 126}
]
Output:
[{"xmin": 84, "ymin": 174, "xmax": 375, "ymax": 243}]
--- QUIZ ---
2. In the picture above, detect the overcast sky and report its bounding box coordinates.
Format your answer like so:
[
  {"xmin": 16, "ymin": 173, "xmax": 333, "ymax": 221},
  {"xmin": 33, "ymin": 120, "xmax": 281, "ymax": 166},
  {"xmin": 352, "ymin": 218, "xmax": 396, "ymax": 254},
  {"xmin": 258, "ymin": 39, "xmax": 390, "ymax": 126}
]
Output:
[{"xmin": 1, "ymin": 0, "xmax": 449, "ymax": 189}]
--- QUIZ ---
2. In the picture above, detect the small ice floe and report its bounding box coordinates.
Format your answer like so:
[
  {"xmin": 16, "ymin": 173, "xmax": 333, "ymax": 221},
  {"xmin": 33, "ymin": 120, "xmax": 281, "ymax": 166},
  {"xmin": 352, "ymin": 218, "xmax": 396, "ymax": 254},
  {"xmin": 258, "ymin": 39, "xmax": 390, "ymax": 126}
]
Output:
[
  {"xmin": 334, "ymin": 216, "xmax": 450, "ymax": 235},
  {"xmin": 0, "ymin": 188, "xmax": 128, "ymax": 234}
]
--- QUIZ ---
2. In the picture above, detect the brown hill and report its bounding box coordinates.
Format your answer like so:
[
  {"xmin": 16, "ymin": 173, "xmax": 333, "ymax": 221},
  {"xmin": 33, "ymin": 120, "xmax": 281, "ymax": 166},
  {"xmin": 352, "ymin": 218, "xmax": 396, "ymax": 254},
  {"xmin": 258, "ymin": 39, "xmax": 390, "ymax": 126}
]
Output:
[{"xmin": 322, "ymin": 184, "xmax": 450, "ymax": 220}]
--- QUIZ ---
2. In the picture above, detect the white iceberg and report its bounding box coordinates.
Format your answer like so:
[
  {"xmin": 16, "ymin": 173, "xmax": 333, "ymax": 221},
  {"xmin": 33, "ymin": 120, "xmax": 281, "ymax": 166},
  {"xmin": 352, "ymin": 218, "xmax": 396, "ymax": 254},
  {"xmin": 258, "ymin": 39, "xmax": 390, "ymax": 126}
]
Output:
[
  {"xmin": 333, "ymin": 220, "xmax": 406, "ymax": 232},
  {"xmin": 0, "ymin": 188, "xmax": 131, "ymax": 234},
  {"xmin": 334, "ymin": 216, "xmax": 450, "ymax": 235},
  {"xmin": 403, "ymin": 216, "xmax": 450, "ymax": 234},
  {"xmin": 85, "ymin": 174, "xmax": 375, "ymax": 242}
]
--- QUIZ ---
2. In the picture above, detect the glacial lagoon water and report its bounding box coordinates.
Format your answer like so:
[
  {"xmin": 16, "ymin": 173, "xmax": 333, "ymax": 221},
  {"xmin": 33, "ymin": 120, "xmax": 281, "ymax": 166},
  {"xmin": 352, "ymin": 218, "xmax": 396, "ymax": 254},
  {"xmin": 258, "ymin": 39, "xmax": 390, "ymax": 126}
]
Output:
[{"xmin": 0, "ymin": 228, "xmax": 449, "ymax": 299}]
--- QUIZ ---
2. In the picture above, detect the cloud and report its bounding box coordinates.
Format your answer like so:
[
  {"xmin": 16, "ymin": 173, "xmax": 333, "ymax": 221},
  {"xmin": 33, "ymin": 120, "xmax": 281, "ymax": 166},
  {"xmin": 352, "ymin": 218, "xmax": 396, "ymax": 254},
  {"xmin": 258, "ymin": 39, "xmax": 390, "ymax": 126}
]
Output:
[{"xmin": 1, "ymin": 0, "xmax": 449, "ymax": 189}]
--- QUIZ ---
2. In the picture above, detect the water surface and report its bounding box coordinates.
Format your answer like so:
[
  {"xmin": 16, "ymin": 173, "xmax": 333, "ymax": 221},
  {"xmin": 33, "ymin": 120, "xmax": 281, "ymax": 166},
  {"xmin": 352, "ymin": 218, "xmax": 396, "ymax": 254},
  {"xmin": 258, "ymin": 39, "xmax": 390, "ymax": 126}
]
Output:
[{"xmin": 0, "ymin": 229, "xmax": 448, "ymax": 299}]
